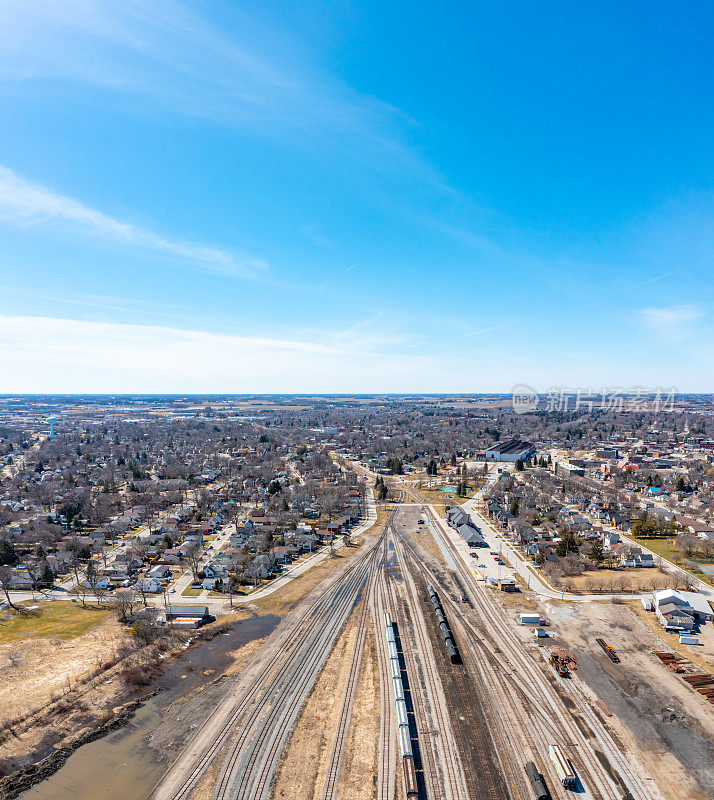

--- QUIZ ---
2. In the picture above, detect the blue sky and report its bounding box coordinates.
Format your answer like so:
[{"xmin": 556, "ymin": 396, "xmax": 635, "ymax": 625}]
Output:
[{"xmin": 0, "ymin": 0, "xmax": 713, "ymax": 392}]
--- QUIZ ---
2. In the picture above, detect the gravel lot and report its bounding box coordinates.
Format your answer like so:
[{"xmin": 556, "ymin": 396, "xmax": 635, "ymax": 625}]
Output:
[{"xmin": 545, "ymin": 600, "xmax": 714, "ymax": 800}]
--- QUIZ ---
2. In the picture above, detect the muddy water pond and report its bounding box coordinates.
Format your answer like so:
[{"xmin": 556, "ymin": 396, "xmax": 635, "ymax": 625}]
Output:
[{"xmin": 20, "ymin": 612, "xmax": 280, "ymax": 800}]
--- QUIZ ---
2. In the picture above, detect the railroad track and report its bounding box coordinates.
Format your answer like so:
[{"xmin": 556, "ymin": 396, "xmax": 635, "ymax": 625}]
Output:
[
  {"xmin": 150, "ymin": 529, "xmax": 385, "ymax": 800},
  {"xmin": 373, "ymin": 560, "xmax": 397, "ymax": 800},
  {"xmin": 320, "ymin": 524, "xmax": 391, "ymax": 800},
  {"xmin": 418, "ymin": 502, "xmax": 621, "ymax": 798},
  {"xmin": 415, "ymin": 498, "xmax": 663, "ymax": 800},
  {"xmin": 380, "ymin": 520, "xmax": 469, "ymax": 800},
  {"xmin": 212, "ymin": 537, "xmax": 385, "ymax": 800},
  {"xmin": 393, "ymin": 525, "xmax": 521, "ymax": 800}
]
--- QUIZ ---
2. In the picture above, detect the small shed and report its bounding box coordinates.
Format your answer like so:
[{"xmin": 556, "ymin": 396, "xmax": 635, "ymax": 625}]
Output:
[{"xmin": 165, "ymin": 605, "xmax": 210, "ymax": 627}]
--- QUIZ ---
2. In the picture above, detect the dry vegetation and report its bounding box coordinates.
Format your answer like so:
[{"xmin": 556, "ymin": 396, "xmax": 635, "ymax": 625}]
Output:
[
  {"xmin": 251, "ymin": 549, "xmax": 352, "ymax": 616},
  {"xmin": 0, "ymin": 601, "xmax": 194, "ymax": 776},
  {"xmin": 563, "ymin": 567, "xmax": 671, "ymax": 594},
  {"xmin": 271, "ymin": 615, "xmax": 357, "ymax": 800},
  {"xmin": 335, "ymin": 624, "xmax": 380, "ymax": 800},
  {"xmin": 0, "ymin": 602, "xmax": 110, "ymax": 644}
]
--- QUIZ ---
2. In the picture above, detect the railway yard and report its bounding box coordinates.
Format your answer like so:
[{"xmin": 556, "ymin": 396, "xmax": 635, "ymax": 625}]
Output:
[{"xmin": 142, "ymin": 484, "xmax": 713, "ymax": 800}]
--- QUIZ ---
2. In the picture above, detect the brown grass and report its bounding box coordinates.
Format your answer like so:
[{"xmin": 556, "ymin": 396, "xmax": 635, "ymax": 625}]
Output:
[
  {"xmin": 564, "ymin": 567, "xmax": 669, "ymax": 593},
  {"xmin": 336, "ymin": 624, "xmax": 380, "ymax": 800},
  {"xmin": 0, "ymin": 609, "xmax": 126, "ymax": 724},
  {"xmin": 0, "ymin": 601, "xmax": 109, "ymax": 644},
  {"xmin": 270, "ymin": 615, "xmax": 357, "ymax": 800},
  {"xmin": 250, "ymin": 551, "xmax": 351, "ymax": 616}
]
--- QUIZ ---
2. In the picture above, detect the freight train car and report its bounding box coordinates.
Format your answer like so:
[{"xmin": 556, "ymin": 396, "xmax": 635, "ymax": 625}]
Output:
[
  {"xmin": 524, "ymin": 761, "xmax": 550, "ymax": 800},
  {"xmin": 384, "ymin": 613, "xmax": 418, "ymax": 799},
  {"xmin": 427, "ymin": 585, "xmax": 461, "ymax": 664},
  {"xmin": 549, "ymin": 744, "xmax": 576, "ymax": 788}
]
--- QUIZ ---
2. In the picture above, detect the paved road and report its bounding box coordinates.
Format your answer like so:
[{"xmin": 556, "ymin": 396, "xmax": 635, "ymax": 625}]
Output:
[
  {"xmin": 5, "ymin": 491, "xmax": 378, "ymax": 617},
  {"xmin": 434, "ymin": 465, "xmax": 652, "ymax": 602}
]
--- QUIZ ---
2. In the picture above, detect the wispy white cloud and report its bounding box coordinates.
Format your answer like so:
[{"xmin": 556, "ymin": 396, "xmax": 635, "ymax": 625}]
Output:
[
  {"xmin": 0, "ymin": 315, "xmax": 439, "ymax": 393},
  {"xmin": 0, "ymin": 0, "xmax": 441, "ymax": 186},
  {"xmin": 638, "ymin": 304, "xmax": 706, "ymax": 341},
  {"xmin": 457, "ymin": 323, "xmax": 508, "ymax": 339},
  {"xmin": 0, "ymin": 166, "xmax": 267, "ymax": 278},
  {"xmin": 300, "ymin": 224, "xmax": 331, "ymax": 248},
  {"xmin": 628, "ymin": 270, "xmax": 678, "ymax": 289},
  {"xmin": 0, "ymin": 314, "xmax": 709, "ymax": 393}
]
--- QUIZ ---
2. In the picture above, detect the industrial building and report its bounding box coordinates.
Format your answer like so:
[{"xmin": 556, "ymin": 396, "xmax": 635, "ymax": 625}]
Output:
[
  {"xmin": 556, "ymin": 461, "xmax": 585, "ymax": 478},
  {"xmin": 653, "ymin": 589, "xmax": 714, "ymax": 631},
  {"xmin": 483, "ymin": 438, "xmax": 536, "ymax": 462}
]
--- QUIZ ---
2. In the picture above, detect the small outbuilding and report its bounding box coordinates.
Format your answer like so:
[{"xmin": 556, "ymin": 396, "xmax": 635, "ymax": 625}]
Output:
[{"xmin": 164, "ymin": 605, "xmax": 210, "ymax": 627}]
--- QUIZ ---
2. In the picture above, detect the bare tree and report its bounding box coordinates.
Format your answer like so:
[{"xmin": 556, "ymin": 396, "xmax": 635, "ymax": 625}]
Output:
[
  {"xmin": 185, "ymin": 543, "xmax": 203, "ymax": 582},
  {"xmin": 85, "ymin": 561, "xmax": 106, "ymax": 604},
  {"xmin": 0, "ymin": 566, "xmax": 18, "ymax": 610},
  {"xmin": 115, "ymin": 588, "xmax": 137, "ymax": 623}
]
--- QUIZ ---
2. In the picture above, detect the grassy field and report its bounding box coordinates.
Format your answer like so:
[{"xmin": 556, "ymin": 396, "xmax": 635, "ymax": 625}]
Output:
[
  {"xmin": 564, "ymin": 567, "xmax": 670, "ymax": 593},
  {"xmin": 0, "ymin": 601, "xmax": 109, "ymax": 644},
  {"xmin": 413, "ymin": 488, "xmax": 455, "ymax": 507},
  {"xmin": 623, "ymin": 533, "xmax": 714, "ymax": 588},
  {"xmin": 624, "ymin": 534, "xmax": 681, "ymax": 562}
]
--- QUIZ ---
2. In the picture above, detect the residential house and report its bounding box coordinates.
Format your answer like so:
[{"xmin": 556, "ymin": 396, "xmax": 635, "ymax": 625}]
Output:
[
  {"xmin": 134, "ymin": 576, "xmax": 163, "ymax": 593},
  {"xmin": 620, "ymin": 547, "xmax": 655, "ymax": 568}
]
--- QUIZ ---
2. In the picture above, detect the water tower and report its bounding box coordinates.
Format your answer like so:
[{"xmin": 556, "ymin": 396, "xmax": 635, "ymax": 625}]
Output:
[{"xmin": 46, "ymin": 417, "xmax": 58, "ymax": 438}]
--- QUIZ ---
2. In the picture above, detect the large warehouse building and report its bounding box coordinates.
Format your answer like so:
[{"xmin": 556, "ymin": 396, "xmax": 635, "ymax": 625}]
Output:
[{"xmin": 484, "ymin": 438, "xmax": 536, "ymax": 462}]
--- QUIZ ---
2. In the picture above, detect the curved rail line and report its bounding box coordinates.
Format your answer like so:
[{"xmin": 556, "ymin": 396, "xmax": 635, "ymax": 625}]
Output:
[
  {"xmin": 409, "ymin": 493, "xmax": 662, "ymax": 800},
  {"xmin": 212, "ymin": 539, "xmax": 384, "ymax": 800},
  {"xmin": 150, "ymin": 527, "xmax": 385, "ymax": 800}
]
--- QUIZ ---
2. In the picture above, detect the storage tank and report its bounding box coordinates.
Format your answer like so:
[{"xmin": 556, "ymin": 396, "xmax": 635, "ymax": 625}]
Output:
[{"xmin": 524, "ymin": 761, "xmax": 549, "ymax": 800}]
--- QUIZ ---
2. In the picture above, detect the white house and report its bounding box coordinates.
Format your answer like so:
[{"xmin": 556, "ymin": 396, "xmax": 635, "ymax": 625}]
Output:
[
  {"xmin": 620, "ymin": 549, "xmax": 655, "ymax": 568},
  {"xmin": 134, "ymin": 577, "xmax": 163, "ymax": 594},
  {"xmin": 86, "ymin": 576, "xmax": 111, "ymax": 590}
]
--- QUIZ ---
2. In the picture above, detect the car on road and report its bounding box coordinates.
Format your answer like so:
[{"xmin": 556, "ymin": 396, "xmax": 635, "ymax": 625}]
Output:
[
  {"xmin": 470, "ymin": 552, "xmax": 477, "ymax": 558},
  {"xmin": 418, "ymin": 519, "xmax": 425, "ymax": 525},
  {"xmin": 477, "ymin": 563, "xmax": 486, "ymax": 567}
]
